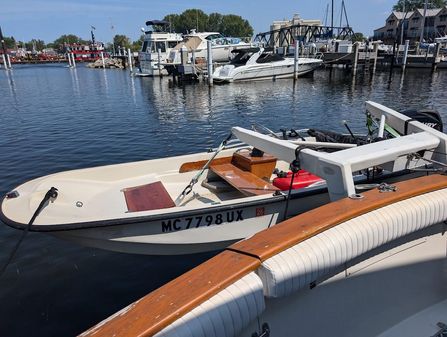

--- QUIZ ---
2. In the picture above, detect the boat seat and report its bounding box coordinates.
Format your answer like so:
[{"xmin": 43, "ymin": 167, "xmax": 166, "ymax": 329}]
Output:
[
  {"xmin": 209, "ymin": 163, "xmax": 279, "ymax": 196},
  {"xmin": 123, "ymin": 181, "xmax": 175, "ymax": 212}
]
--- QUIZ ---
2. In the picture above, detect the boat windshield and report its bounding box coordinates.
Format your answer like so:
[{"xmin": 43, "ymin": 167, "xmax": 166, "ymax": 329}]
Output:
[
  {"xmin": 256, "ymin": 53, "xmax": 284, "ymax": 64},
  {"xmin": 230, "ymin": 51, "xmax": 255, "ymax": 66}
]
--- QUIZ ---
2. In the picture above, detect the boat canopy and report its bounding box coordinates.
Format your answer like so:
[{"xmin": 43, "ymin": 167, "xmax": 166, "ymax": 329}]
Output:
[{"xmin": 145, "ymin": 20, "xmax": 171, "ymax": 33}]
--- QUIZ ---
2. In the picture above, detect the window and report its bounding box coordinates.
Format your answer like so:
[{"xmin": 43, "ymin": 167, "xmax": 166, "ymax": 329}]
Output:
[
  {"xmin": 412, "ymin": 17, "xmax": 419, "ymax": 23},
  {"xmin": 168, "ymin": 41, "xmax": 178, "ymax": 48},
  {"xmin": 205, "ymin": 34, "xmax": 224, "ymax": 40},
  {"xmin": 141, "ymin": 41, "xmax": 148, "ymax": 52},
  {"xmin": 156, "ymin": 41, "xmax": 166, "ymax": 52},
  {"xmin": 440, "ymin": 15, "xmax": 447, "ymax": 22},
  {"xmin": 388, "ymin": 19, "xmax": 395, "ymax": 26}
]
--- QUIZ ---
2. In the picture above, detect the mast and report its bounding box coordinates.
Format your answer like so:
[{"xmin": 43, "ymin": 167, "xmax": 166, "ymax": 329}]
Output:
[
  {"xmin": 419, "ymin": 0, "xmax": 428, "ymax": 43},
  {"xmin": 324, "ymin": 3, "xmax": 329, "ymax": 27},
  {"xmin": 331, "ymin": 0, "xmax": 334, "ymax": 37}
]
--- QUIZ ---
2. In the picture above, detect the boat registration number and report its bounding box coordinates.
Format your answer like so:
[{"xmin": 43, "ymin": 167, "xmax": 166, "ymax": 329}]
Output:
[{"xmin": 161, "ymin": 210, "xmax": 244, "ymax": 233}]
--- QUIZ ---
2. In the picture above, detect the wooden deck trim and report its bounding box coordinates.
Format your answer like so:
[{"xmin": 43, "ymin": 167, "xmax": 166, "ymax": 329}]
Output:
[
  {"xmin": 82, "ymin": 174, "xmax": 447, "ymax": 337},
  {"xmin": 210, "ymin": 163, "xmax": 279, "ymax": 196},
  {"xmin": 178, "ymin": 156, "xmax": 232, "ymax": 173},
  {"xmin": 81, "ymin": 251, "xmax": 260, "ymax": 337},
  {"xmin": 230, "ymin": 174, "xmax": 447, "ymax": 261}
]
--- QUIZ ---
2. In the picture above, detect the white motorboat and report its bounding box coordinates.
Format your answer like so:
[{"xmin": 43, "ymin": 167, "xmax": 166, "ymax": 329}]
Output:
[
  {"xmin": 138, "ymin": 20, "xmax": 183, "ymax": 76},
  {"xmin": 167, "ymin": 30, "xmax": 253, "ymax": 64},
  {"xmin": 212, "ymin": 48, "xmax": 323, "ymax": 83},
  {"xmin": 1, "ymin": 102, "xmax": 445, "ymax": 255}
]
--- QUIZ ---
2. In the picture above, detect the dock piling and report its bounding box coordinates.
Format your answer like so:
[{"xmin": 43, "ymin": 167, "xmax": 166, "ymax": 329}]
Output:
[
  {"xmin": 157, "ymin": 49, "xmax": 162, "ymax": 77},
  {"xmin": 2, "ymin": 53, "xmax": 7, "ymax": 70},
  {"xmin": 432, "ymin": 43, "xmax": 441, "ymax": 72},
  {"xmin": 100, "ymin": 52, "xmax": 105, "ymax": 69},
  {"xmin": 352, "ymin": 42, "xmax": 359, "ymax": 76},
  {"xmin": 207, "ymin": 40, "xmax": 213, "ymax": 86},
  {"xmin": 402, "ymin": 40, "xmax": 409, "ymax": 71},
  {"xmin": 6, "ymin": 54, "xmax": 12, "ymax": 69},
  {"xmin": 71, "ymin": 53, "xmax": 76, "ymax": 68},
  {"xmin": 372, "ymin": 42, "xmax": 379, "ymax": 73},
  {"xmin": 127, "ymin": 48, "xmax": 133, "ymax": 73},
  {"xmin": 293, "ymin": 40, "xmax": 299, "ymax": 80}
]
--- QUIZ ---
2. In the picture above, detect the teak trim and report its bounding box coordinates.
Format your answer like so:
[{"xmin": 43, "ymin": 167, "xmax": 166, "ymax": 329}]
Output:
[
  {"xmin": 178, "ymin": 156, "xmax": 233, "ymax": 173},
  {"xmin": 81, "ymin": 174, "xmax": 447, "ymax": 337}
]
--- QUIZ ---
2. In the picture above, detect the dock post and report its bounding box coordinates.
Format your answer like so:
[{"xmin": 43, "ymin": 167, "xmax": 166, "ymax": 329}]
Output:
[
  {"xmin": 294, "ymin": 40, "xmax": 299, "ymax": 80},
  {"xmin": 2, "ymin": 53, "xmax": 7, "ymax": 70},
  {"xmin": 372, "ymin": 42, "xmax": 379, "ymax": 73},
  {"xmin": 352, "ymin": 42, "xmax": 359, "ymax": 76},
  {"xmin": 157, "ymin": 49, "xmax": 162, "ymax": 77},
  {"xmin": 100, "ymin": 52, "xmax": 105, "ymax": 68},
  {"xmin": 207, "ymin": 40, "xmax": 213, "ymax": 86},
  {"xmin": 432, "ymin": 43, "xmax": 441, "ymax": 72},
  {"xmin": 6, "ymin": 54, "xmax": 12, "ymax": 69},
  {"xmin": 71, "ymin": 53, "xmax": 76, "ymax": 68},
  {"xmin": 402, "ymin": 39, "xmax": 409, "ymax": 71},
  {"xmin": 127, "ymin": 48, "xmax": 133, "ymax": 73}
]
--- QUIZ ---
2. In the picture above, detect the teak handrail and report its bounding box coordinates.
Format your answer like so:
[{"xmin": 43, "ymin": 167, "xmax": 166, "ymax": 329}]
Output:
[{"xmin": 81, "ymin": 174, "xmax": 447, "ymax": 337}]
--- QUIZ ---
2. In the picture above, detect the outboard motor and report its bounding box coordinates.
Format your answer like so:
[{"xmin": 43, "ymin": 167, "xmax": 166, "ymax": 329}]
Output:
[{"xmin": 401, "ymin": 109, "xmax": 443, "ymax": 132}]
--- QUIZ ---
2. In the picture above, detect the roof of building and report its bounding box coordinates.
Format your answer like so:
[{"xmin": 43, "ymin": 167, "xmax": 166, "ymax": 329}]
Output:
[
  {"xmin": 392, "ymin": 11, "xmax": 406, "ymax": 20},
  {"xmin": 415, "ymin": 8, "xmax": 442, "ymax": 17}
]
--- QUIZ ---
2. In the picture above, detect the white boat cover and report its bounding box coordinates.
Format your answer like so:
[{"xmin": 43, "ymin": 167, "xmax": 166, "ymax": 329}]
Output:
[
  {"xmin": 257, "ymin": 188, "xmax": 447, "ymax": 298},
  {"xmin": 154, "ymin": 272, "xmax": 265, "ymax": 337}
]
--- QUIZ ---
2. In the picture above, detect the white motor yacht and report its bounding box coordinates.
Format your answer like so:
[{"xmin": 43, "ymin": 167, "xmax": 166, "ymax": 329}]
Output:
[
  {"xmin": 213, "ymin": 48, "xmax": 323, "ymax": 83},
  {"xmin": 168, "ymin": 30, "xmax": 253, "ymax": 64},
  {"xmin": 138, "ymin": 20, "xmax": 183, "ymax": 76}
]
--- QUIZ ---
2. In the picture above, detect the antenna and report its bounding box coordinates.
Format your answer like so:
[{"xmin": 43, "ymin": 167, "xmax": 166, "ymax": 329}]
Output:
[
  {"xmin": 324, "ymin": 3, "xmax": 329, "ymax": 27},
  {"xmin": 331, "ymin": 0, "xmax": 334, "ymax": 37}
]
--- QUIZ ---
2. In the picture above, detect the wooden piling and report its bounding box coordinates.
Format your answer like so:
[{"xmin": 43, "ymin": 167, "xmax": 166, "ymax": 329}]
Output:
[
  {"xmin": 372, "ymin": 42, "xmax": 379, "ymax": 73},
  {"xmin": 293, "ymin": 40, "xmax": 299, "ymax": 80},
  {"xmin": 100, "ymin": 52, "xmax": 105, "ymax": 69},
  {"xmin": 6, "ymin": 54, "xmax": 12, "ymax": 69},
  {"xmin": 352, "ymin": 42, "xmax": 359, "ymax": 76},
  {"xmin": 432, "ymin": 43, "xmax": 441, "ymax": 72},
  {"xmin": 127, "ymin": 48, "xmax": 133, "ymax": 73},
  {"xmin": 158, "ymin": 49, "xmax": 163, "ymax": 77},
  {"xmin": 2, "ymin": 53, "xmax": 7, "ymax": 70},
  {"xmin": 71, "ymin": 53, "xmax": 76, "ymax": 68},
  {"xmin": 207, "ymin": 40, "xmax": 213, "ymax": 86},
  {"xmin": 402, "ymin": 40, "xmax": 409, "ymax": 71}
]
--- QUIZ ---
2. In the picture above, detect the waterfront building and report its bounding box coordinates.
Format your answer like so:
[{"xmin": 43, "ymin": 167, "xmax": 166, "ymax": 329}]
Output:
[
  {"xmin": 374, "ymin": 6, "xmax": 447, "ymax": 44},
  {"xmin": 270, "ymin": 14, "xmax": 321, "ymax": 47}
]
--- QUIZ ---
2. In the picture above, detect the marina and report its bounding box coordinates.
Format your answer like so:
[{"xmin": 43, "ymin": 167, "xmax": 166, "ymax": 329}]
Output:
[{"xmin": 1, "ymin": 1, "xmax": 447, "ymax": 336}]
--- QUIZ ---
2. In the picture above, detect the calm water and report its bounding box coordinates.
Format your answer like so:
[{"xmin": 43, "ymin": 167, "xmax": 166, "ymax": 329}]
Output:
[{"xmin": 0, "ymin": 64, "xmax": 446, "ymax": 336}]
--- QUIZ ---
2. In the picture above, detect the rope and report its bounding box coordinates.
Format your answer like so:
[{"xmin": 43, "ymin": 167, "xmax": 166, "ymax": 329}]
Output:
[{"xmin": 0, "ymin": 187, "xmax": 58, "ymax": 278}]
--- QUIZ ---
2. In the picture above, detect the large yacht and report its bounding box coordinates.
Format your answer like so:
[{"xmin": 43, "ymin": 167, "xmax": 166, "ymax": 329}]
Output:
[
  {"xmin": 138, "ymin": 20, "xmax": 183, "ymax": 76},
  {"xmin": 168, "ymin": 30, "xmax": 253, "ymax": 64}
]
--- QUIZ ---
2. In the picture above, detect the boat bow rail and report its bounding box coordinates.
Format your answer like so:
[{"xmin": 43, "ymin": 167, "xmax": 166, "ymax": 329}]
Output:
[{"xmin": 81, "ymin": 174, "xmax": 447, "ymax": 337}]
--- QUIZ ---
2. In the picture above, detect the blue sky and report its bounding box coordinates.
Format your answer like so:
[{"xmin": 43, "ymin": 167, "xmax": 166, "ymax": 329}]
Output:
[{"xmin": 2, "ymin": 0, "xmax": 395, "ymax": 43}]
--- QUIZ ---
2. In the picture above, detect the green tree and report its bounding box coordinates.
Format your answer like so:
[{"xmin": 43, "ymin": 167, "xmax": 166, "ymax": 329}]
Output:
[
  {"xmin": 207, "ymin": 13, "xmax": 224, "ymax": 32},
  {"xmin": 131, "ymin": 34, "xmax": 144, "ymax": 52},
  {"xmin": 113, "ymin": 34, "xmax": 131, "ymax": 49},
  {"xmin": 164, "ymin": 9, "xmax": 254, "ymax": 37},
  {"xmin": 3, "ymin": 36, "xmax": 16, "ymax": 49},
  {"xmin": 220, "ymin": 15, "xmax": 253, "ymax": 38},
  {"xmin": 24, "ymin": 39, "xmax": 45, "ymax": 51},
  {"xmin": 393, "ymin": 0, "xmax": 446, "ymax": 11},
  {"xmin": 352, "ymin": 32, "xmax": 365, "ymax": 42}
]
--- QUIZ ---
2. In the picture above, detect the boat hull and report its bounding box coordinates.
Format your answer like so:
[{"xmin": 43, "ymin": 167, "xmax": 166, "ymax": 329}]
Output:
[
  {"xmin": 213, "ymin": 59, "xmax": 322, "ymax": 83},
  {"xmin": 48, "ymin": 192, "xmax": 329, "ymax": 255}
]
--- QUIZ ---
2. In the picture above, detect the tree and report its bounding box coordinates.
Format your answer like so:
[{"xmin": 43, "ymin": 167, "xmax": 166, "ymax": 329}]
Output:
[
  {"xmin": 220, "ymin": 15, "xmax": 253, "ymax": 38},
  {"xmin": 53, "ymin": 34, "xmax": 86, "ymax": 46},
  {"xmin": 113, "ymin": 34, "xmax": 131, "ymax": 49},
  {"xmin": 207, "ymin": 13, "xmax": 224, "ymax": 32},
  {"xmin": 393, "ymin": 0, "xmax": 446, "ymax": 11},
  {"xmin": 163, "ymin": 9, "xmax": 254, "ymax": 37},
  {"xmin": 24, "ymin": 39, "xmax": 45, "ymax": 52},
  {"xmin": 3, "ymin": 36, "xmax": 16, "ymax": 49},
  {"xmin": 352, "ymin": 32, "xmax": 365, "ymax": 42},
  {"xmin": 131, "ymin": 35, "xmax": 144, "ymax": 52}
]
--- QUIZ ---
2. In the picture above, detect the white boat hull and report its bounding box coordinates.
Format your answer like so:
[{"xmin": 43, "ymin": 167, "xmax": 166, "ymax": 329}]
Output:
[{"xmin": 213, "ymin": 58, "xmax": 322, "ymax": 83}]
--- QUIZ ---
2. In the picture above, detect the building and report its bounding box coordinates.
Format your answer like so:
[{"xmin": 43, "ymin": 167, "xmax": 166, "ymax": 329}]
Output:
[
  {"xmin": 270, "ymin": 14, "xmax": 322, "ymax": 47},
  {"xmin": 374, "ymin": 6, "xmax": 447, "ymax": 44}
]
